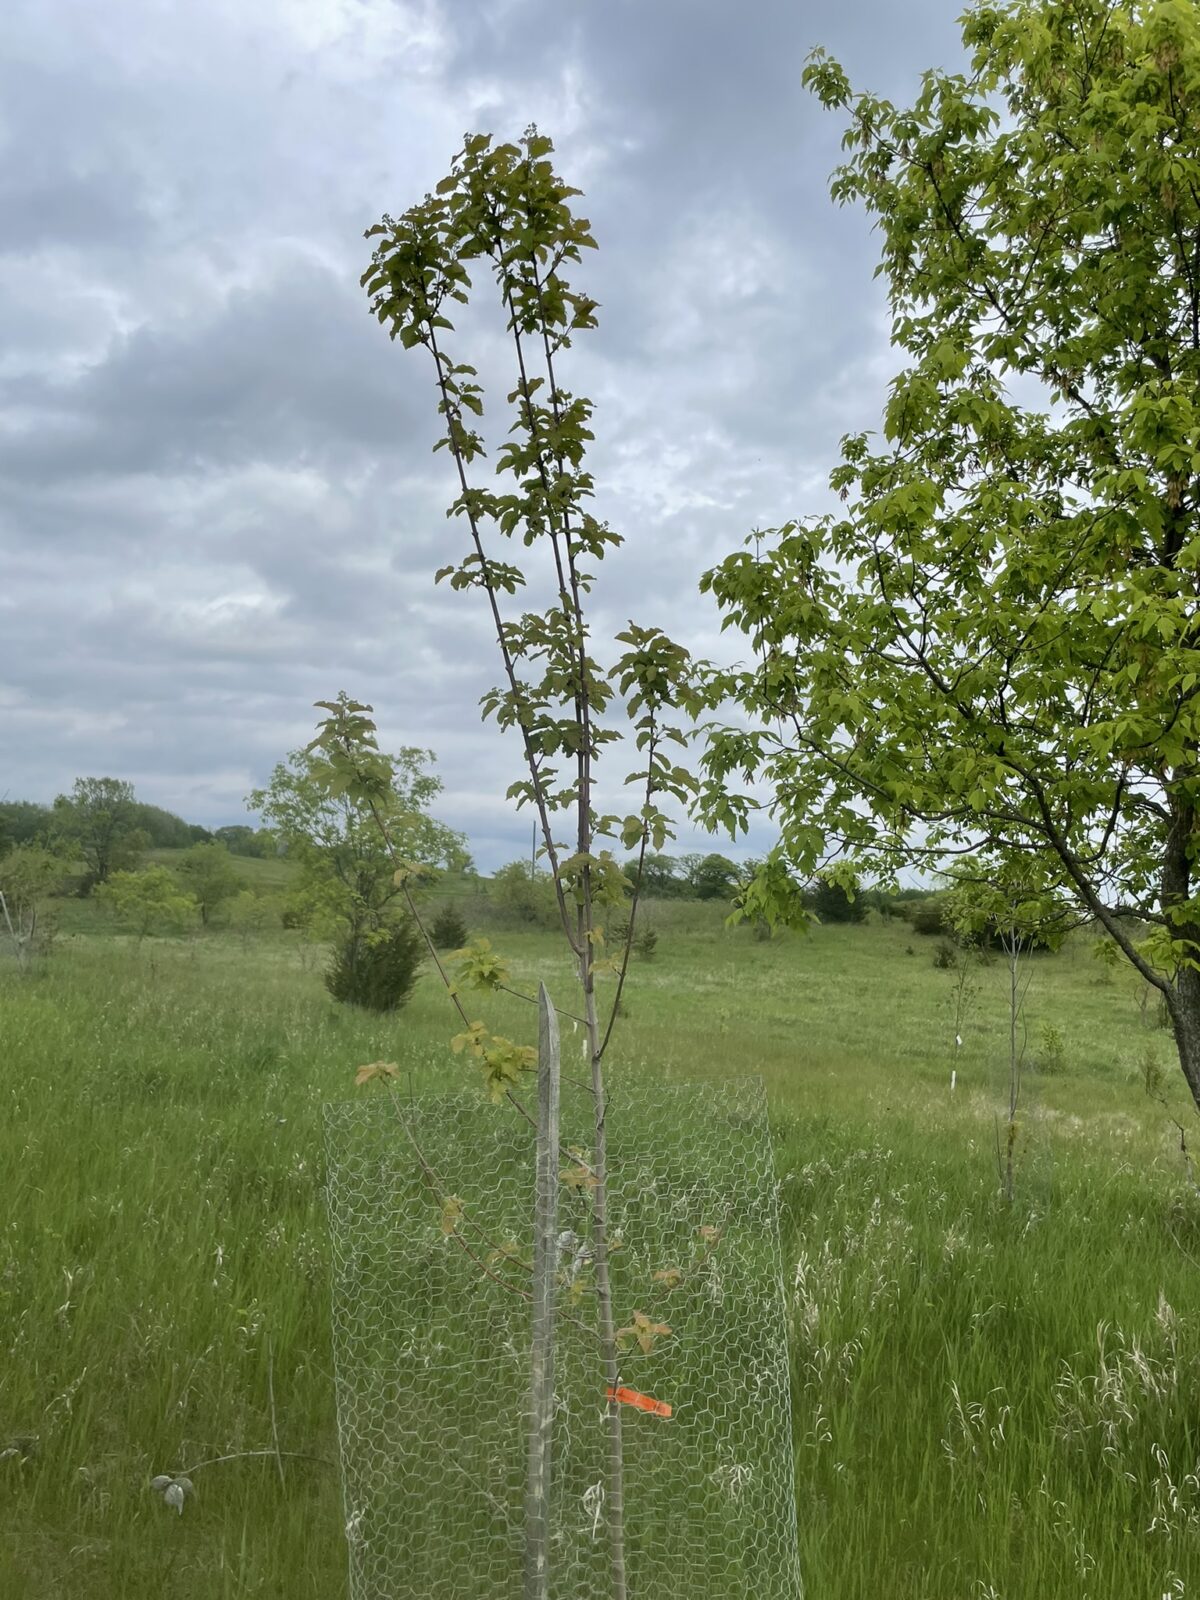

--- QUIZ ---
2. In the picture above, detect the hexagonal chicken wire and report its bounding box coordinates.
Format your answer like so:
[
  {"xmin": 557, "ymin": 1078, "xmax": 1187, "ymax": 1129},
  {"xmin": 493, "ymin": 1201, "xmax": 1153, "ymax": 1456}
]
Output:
[{"xmin": 323, "ymin": 1078, "xmax": 802, "ymax": 1600}]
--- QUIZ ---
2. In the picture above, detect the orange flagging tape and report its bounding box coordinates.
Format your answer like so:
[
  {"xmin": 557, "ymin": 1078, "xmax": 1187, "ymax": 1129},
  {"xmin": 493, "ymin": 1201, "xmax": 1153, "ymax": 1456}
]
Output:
[{"xmin": 606, "ymin": 1385, "xmax": 672, "ymax": 1419}]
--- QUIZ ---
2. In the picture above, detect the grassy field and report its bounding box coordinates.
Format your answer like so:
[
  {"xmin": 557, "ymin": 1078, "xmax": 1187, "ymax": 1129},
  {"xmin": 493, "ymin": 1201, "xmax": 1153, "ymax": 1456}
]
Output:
[{"xmin": 2, "ymin": 904, "xmax": 1199, "ymax": 1597}]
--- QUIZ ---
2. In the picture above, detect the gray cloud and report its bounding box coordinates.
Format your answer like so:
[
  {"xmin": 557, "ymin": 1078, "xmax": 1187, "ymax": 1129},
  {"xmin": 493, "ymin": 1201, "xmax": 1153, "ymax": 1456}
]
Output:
[{"xmin": 2, "ymin": 0, "xmax": 967, "ymax": 866}]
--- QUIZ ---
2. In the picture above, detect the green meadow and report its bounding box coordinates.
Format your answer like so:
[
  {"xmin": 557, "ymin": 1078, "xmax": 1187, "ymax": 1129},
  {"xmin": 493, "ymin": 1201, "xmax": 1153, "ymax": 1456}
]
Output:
[{"xmin": 2, "ymin": 889, "xmax": 1199, "ymax": 1597}]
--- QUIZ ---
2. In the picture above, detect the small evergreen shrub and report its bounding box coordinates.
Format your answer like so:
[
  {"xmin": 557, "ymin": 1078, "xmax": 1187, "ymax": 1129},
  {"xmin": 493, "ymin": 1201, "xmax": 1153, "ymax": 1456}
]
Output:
[
  {"xmin": 609, "ymin": 917, "xmax": 659, "ymax": 959},
  {"xmin": 326, "ymin": 919, "xmax": 424, "ymax": 1012},
  {"xmin": 430, "ymin": 904, "xmax": 469, "ymax": 949},
  {"xmin": 933, "ymin": 939, "xmax": 958, "ymax": 970},
  {"xmin": 807, "ymin": 879, "xmax": 865, "ymax": 923}
]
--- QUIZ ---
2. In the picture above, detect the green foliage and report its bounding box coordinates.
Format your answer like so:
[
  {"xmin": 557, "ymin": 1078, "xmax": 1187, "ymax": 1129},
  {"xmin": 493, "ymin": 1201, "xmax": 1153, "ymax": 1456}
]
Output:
[
  {"xmin": 279, "ymin": 893, "xmax": 314, "ymax": 932},
  {"xmin": 52, "ymin": 777, "xmax": 147, "ymax": 885},
  {"xmin": 608, "ymin": 915, "xmax": 660, "ymax": 960},
  {"xmin": 325, "ymin": 918, "xmax": 424, "ymax": 1012},
  {"xmin": 1093, "ymin": 935, "xmax": 1121, "ymax": 985},
  {"xmin": 430, "ymin": 903, "xmax": 469, "ymax": 949},
  {"xmin": 224, "ymin": 889, "xmax": 276, "ymax": 947},
  {"xmin": 360, "ymin": 124, "xmax": 699, "ymax": 990},
  {"xmin": 360, "ymin": 128, "xmax": 702, "ymax": 1593},
  {"xmin": 728, "ymin": 851, "xmax": 810, "ymax": 936},
  {"xmin": 683, "ymin": 853, "xmax": 741, "ymax": 902},
  {"xmin": 1038, "ymin": 1022, "xmax": 1065, "ymax": 1073},
  {"xmin": 621, "ymin": 853, "xmax": 688, "ymax": 898},
  {"xmin": 249, "ymin": 715, "xmax": 468, "ymax": 950},
  {"xmin": 943, "ymin": 869, "xmax": 1070, "ymax": 958},
  {"xmin": 911, "ymin": 899, "xmax": 950, "ymax": 937},
  {"xmin": 698, "ymin": 0, "xmax": 1200, "ymax": 1110},
  {"xmin": 808, "ymin": 878, "xmax": 865, "ymax": 924},
  {"xmin": 450, "ymin": 1019, "xmax": 536, "ymax": 1101},
  {"xmin": 94, "ymin": 866, "xmax": 198, "ymax": 943},
  {"xmin": 213, "ymin": 824, "xmax": 277, "ymax": 858},
  {"xmin": 0, "ymin": 843, "xmax": 75, "ymax": 961},
  {"xmin": 176, "ymin": 842, "xmax": 241, "ymax": 927},
  {"xmin": 487, "ymin": 860, "xmax": 559, "ymax": 928},
  {"xmin": 450, "ymin": 937, "xmax": 510, "ymax": 992},
  {"xmin": 0, "ymin": 800, "xmax": 52, "ymax": 852},
  {"xmin": 4, "ymin": 913, "xmax": 1200, "ymax": 1595},
  {"xmin": 130, "ymin": 803, "xmax": 208, "ymax": 850}
]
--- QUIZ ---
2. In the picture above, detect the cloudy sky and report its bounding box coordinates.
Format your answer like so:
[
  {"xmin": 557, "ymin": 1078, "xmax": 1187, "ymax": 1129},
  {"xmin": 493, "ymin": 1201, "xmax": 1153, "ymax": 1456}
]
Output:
[{"xmin": 1, "ymin": 0, "xmax": 967, "ymax": 868}]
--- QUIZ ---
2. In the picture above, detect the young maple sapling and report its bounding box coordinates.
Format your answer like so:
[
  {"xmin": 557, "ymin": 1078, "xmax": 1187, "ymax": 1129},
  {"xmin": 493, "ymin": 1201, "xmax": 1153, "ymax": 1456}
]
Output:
[{"xmin": 312, "ymin": 127, "xmax": 700, "ymax": 1600}]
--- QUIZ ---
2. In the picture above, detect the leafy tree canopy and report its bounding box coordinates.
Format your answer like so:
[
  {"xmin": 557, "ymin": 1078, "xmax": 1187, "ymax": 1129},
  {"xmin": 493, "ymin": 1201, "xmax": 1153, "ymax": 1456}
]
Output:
[
  {"xmin": 699, "ymin": 0, "xmax": 1200, "ymax": 1109},
  {"xmin": 487, "ymin": 860, "xmax": 560, "ymax": 927},
  {"xmin": 0, "ymin": 842, "xmax": 76, "ymax": 962},
  {"xmin": 52, "ymin": 777, "xmax": 147, "ymax": 884},
  {"xmin": 620, "ymin": 853, "xmax": 688, "ymax": 897},
  {"xmin": 0, "ymin": 800, "xmax": 52, "ymax": 852},
  {"xmin": 213, "ymin": 824, "xmax": 277, "ymax": 858},
  {"xmin": 95, "ymin": 866, "xmax": 198, "ymax": 942},
  {"xmin": 808, "ymin": 878, "xmax": 866, "ymax": 924},
  {"xmin": 248, "ymin": 716, "xmax": 469, "ymax": 940},
  {"xmin": 683, "ymin": 853, "xmax": 742, "ymax": 902},
  {"xmin": 176, "ymin": 841, "xmax": 242, "ymax": 926},
  {"xmin": 131, "ymin": 802, "xmax": 210, "ymax": 849}
]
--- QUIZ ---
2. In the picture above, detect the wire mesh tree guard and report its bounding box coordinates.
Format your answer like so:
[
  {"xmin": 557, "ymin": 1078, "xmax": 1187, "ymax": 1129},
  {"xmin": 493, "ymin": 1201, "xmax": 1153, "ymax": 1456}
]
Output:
[{"xmin": 324, "ymin": 1068, "xmax": 803, "ymax": 1599}]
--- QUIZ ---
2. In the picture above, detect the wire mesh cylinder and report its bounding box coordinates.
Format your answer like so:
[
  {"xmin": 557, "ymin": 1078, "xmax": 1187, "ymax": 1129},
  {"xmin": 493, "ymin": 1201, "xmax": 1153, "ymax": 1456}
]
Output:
[{"xmin": 324, "ymin": 1078, "xmax": 803, "ymax": 1600}]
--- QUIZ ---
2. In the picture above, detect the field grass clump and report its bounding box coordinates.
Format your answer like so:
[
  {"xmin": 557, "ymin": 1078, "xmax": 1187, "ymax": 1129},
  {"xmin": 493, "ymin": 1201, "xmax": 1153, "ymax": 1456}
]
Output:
[{"xmin": 1, "ymin": 914, "xmax": 1198, "ymax": 1596}]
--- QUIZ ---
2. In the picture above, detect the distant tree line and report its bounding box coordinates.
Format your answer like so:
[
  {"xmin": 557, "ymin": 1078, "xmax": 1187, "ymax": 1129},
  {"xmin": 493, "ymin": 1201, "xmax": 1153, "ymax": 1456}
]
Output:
[
  {"xmin": 621, "ymin": 853, "xmax": 743, "ymax": 901},
  {"xmin": 0, "ymin": 784, "xmax": 277, "ymax": 878}
]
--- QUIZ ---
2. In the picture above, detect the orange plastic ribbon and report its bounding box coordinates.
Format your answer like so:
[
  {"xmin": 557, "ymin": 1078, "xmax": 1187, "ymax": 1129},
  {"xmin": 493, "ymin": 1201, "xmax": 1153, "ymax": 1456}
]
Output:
[{"xmin": 605, "ymin": 1385, "xmax": 672, "ymax": 1419}]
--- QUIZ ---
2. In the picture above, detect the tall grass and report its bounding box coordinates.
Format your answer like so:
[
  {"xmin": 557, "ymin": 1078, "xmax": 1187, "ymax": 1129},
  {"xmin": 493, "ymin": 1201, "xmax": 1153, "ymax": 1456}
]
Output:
[{"xmin": 1, "ymin": 915, "xmax": 1197, "ymax": 1596}]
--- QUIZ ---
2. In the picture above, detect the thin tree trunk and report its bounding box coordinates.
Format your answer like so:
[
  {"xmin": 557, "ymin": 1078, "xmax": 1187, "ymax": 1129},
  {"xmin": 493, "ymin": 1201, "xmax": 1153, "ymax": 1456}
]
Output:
[
  {"xmin": 524, "ymin": 983, "xmax": 561, "ymax": 1600},
  {"xmin": 0, "ymin": 890, "xmax": 28, "ymax": 969},
  {"xmin": 584, "ymin": 983, "xmax": 628, "ymax": 1600},
  {"xmin": 1004, "ymin": 926, "xmax": 1020, "ymax": 1204},
  {"xmin": 1159, "ymin": 799, "xmax": 1200, "ymax": 1112}
]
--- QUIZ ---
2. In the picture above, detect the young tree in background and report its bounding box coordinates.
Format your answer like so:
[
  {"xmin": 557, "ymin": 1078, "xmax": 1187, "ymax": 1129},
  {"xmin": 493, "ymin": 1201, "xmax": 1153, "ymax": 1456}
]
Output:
[
  {"xmin": 0, "ymin": 843, "xmax": 74, "ymax": 966},
  {"xmin": 95, "ymin": 866, "xmax": 197, "ymax": 945},
  {"xmin": 487, "ymin": 860, "xmax": 559, "ymax": 927},
  {"xmin": 52, "ymin": 777, "xmax": 146, "ymax": 885},
  {"xmin": 249, "ymin": 724, "xmax": 469, "ymax": 947},
  {"xmin": 699, "ymin": 0, "xmax": 1200, "ymax": 1112},
  {"xmin": 176, "ymin": 841, "xmax": 241, "ymax": 927}
]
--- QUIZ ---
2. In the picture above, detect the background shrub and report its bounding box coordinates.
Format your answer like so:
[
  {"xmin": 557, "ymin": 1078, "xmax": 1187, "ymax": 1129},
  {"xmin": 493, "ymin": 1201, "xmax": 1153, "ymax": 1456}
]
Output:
[
  {"xmin": 325, "ymin": 919, "xmax": 424, "ymax": 1012},
  {"xmin": 932, "ymin": 939, "xmax": 958, "ymax": 970},
  {"xmin": 430, "ymin": 904, "xmax": 469, "ymax": 949},
  {"xmin": 911, "ymin": 899, "xmax": 949, "ymax": 936},
  {"xmin": 487, "ymin": 861, "xmax": 559, "ymax": 927}
]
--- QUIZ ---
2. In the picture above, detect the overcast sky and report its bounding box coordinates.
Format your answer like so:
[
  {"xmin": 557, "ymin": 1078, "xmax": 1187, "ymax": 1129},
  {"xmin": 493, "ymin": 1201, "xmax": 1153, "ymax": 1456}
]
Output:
[{"xmin": 0, "ymin": 0, "xmax": 967, "ymax": 868}]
